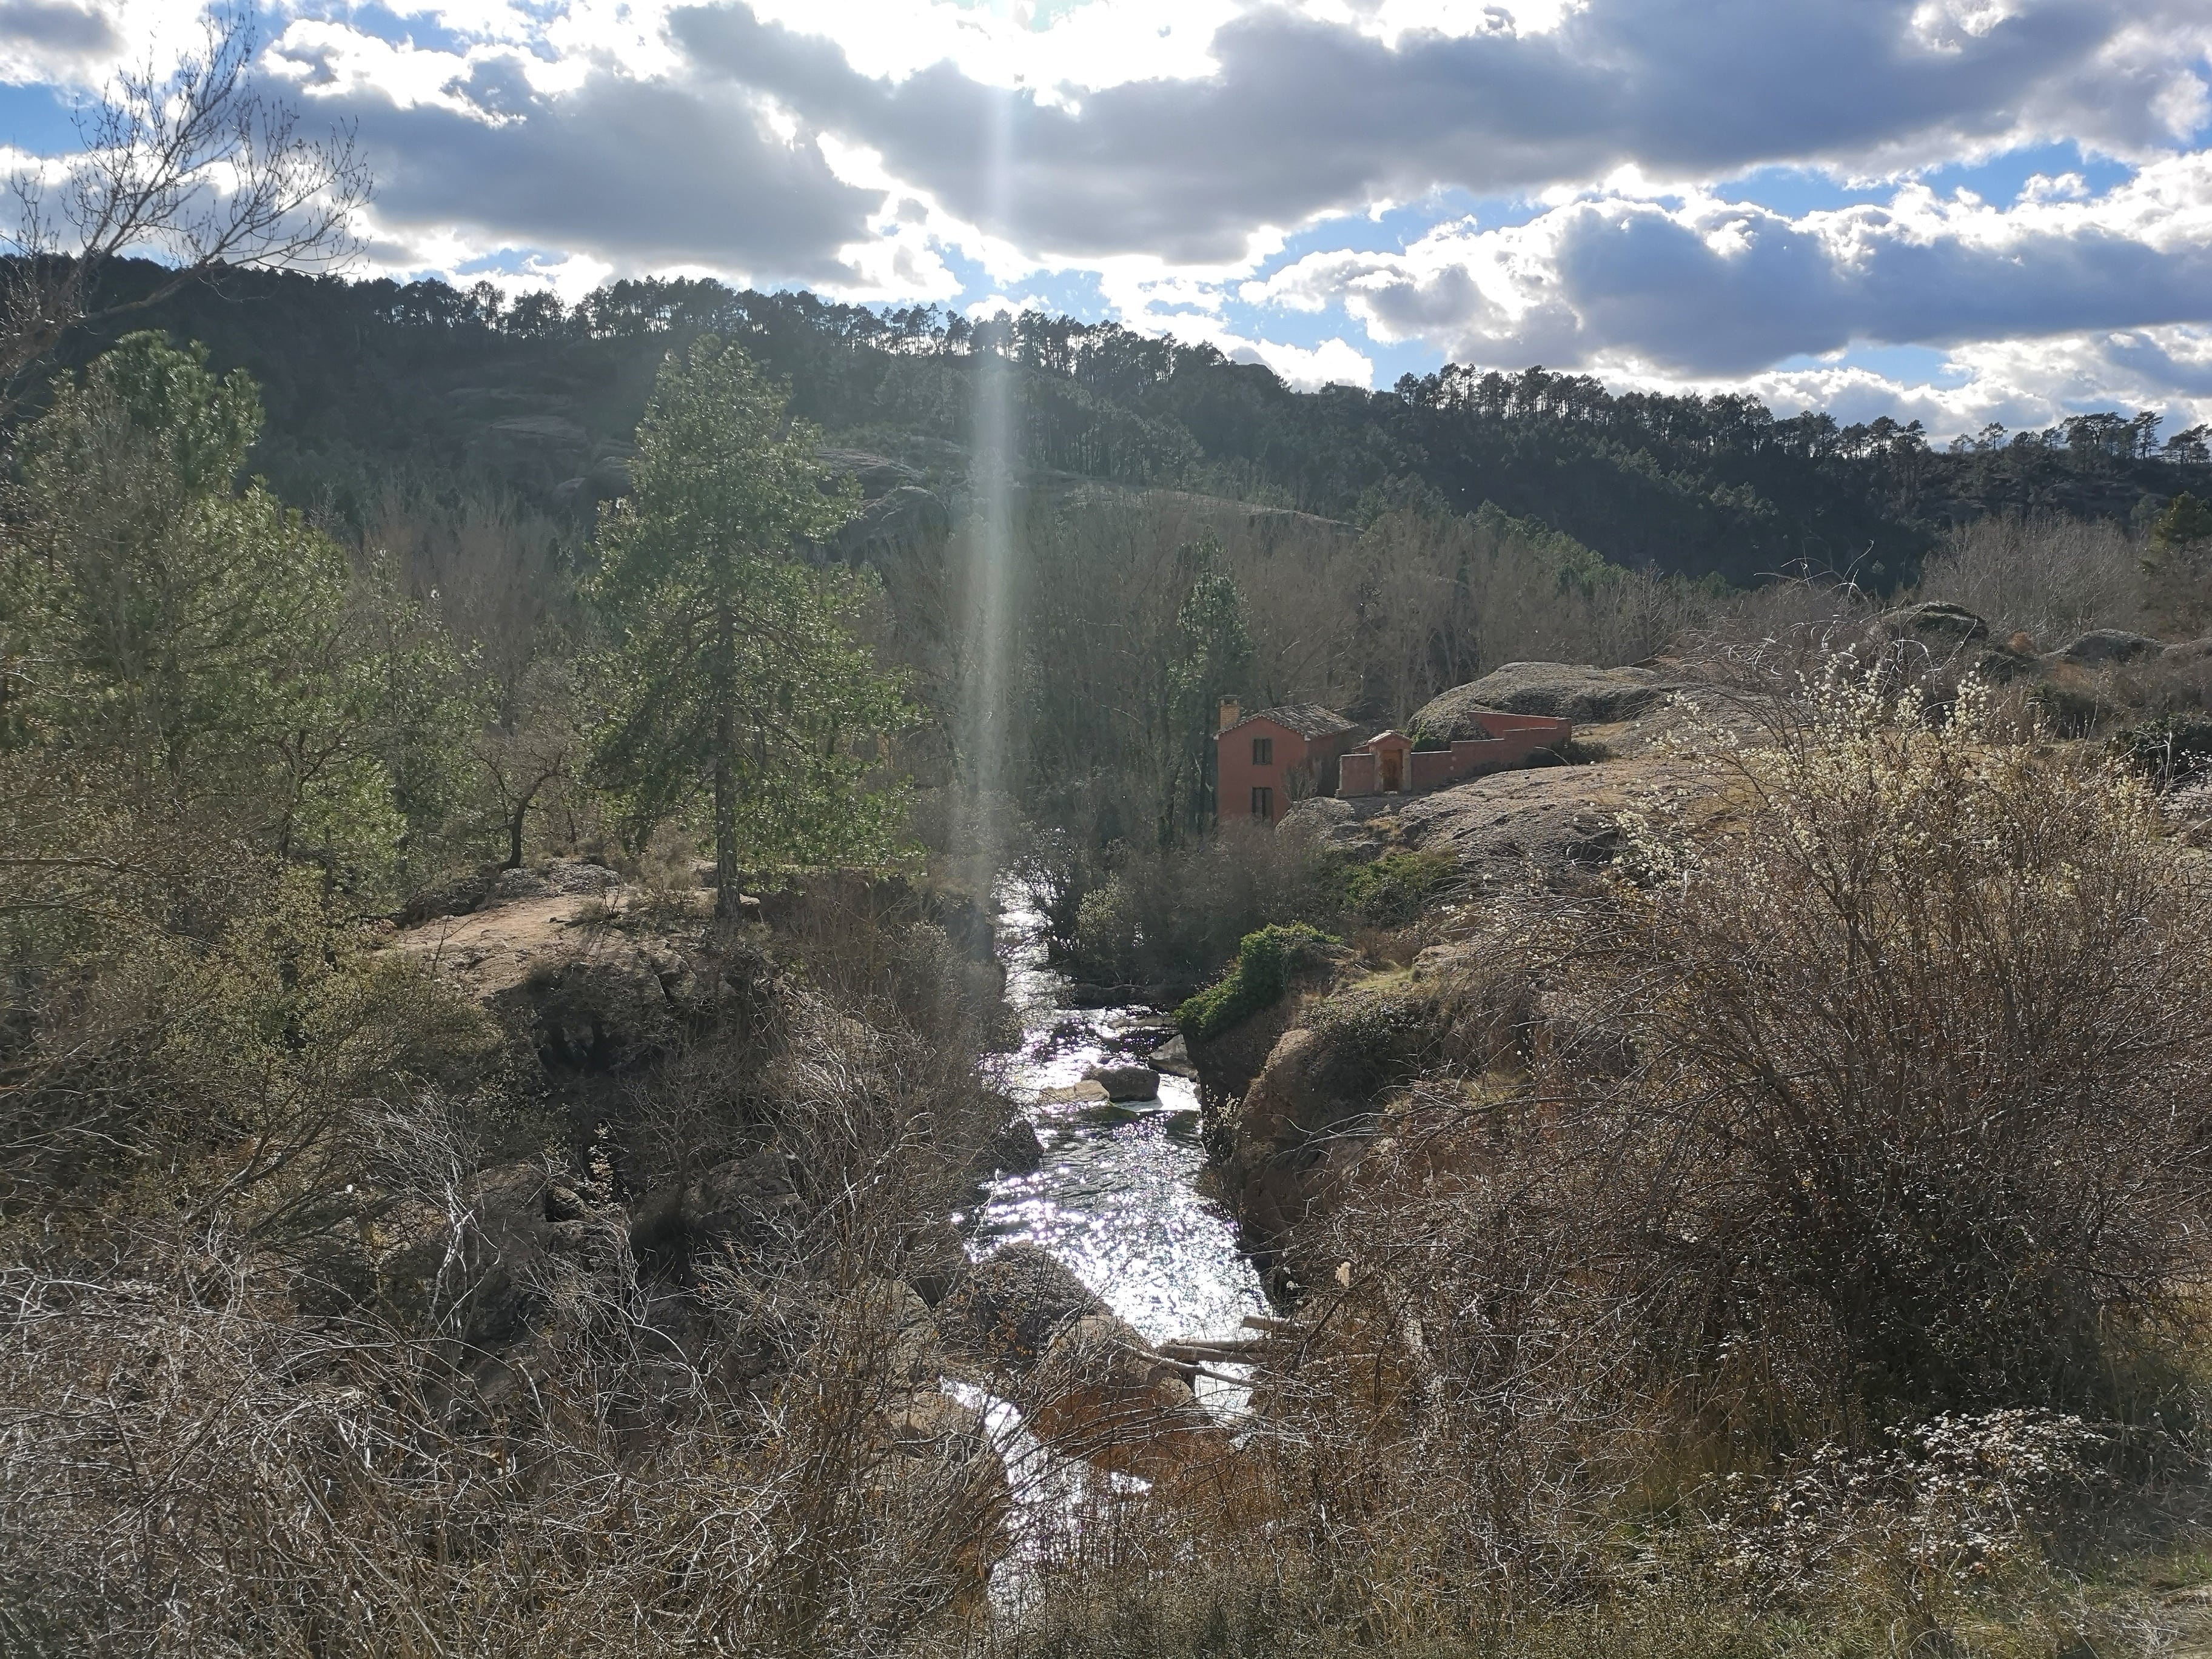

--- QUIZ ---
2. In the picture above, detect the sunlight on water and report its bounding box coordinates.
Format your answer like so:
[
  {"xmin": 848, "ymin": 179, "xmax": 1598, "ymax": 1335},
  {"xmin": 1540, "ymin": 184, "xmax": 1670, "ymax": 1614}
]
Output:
[{"xmin": 968, "ymin": 892, "xmax": 1268, "ymax": 1350}]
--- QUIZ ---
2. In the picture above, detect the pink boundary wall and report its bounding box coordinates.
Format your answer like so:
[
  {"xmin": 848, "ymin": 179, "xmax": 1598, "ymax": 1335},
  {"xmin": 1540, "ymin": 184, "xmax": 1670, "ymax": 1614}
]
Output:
[{"xmin": 1339, "ymin": 711, "xmax": 1573, "ymax": 798}]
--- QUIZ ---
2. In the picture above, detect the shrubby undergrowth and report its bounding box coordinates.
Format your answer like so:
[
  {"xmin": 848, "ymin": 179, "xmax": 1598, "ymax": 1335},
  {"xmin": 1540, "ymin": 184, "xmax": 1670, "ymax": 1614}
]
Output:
[{"xmin": 989, "ymin": 663, "xmax": 2212, "ymax": 1658}]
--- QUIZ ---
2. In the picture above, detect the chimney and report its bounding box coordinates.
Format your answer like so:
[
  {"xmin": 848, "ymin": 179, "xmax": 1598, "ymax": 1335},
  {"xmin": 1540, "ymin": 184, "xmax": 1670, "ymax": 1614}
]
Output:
[{"xmin": 1218, "ymin": 696, "xmax": 1241, "ymax": 731}]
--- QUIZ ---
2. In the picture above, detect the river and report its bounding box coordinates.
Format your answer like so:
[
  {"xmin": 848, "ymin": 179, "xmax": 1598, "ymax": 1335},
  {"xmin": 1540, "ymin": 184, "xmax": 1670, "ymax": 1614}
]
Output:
[{"xmin": 960, "ymin": 891, "xmax": 1267, "ymax": 1406}]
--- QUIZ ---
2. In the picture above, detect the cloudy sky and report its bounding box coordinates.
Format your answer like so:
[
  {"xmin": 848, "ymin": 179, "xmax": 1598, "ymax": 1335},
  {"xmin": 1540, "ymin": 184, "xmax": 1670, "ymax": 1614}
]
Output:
[{"xmin": 1, "ymin": 0, "xmax": 2208, "ymax": 436}]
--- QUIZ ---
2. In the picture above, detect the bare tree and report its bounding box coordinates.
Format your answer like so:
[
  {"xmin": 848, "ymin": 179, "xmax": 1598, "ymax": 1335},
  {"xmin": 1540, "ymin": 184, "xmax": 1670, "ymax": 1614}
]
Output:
[{"xmin": 0, "ymin": 5, "xmax": 370, "ymax": 401}]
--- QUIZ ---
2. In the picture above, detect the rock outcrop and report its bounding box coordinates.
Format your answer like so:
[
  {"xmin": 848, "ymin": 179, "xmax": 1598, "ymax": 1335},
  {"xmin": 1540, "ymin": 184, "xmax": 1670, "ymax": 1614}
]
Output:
[
  {"xmin": 2057, "ymin": 628, "xmax": 2163, "ymax": 665},
  {"xmin": 628, "ymin": 1145, "xmax": 805, "ymax": 1267},
  {"xmin": 1213, "ymin": 1027, "xmax": 1379, "ymax": 1255},
  {"xmin": 391, "ymin": 860, "xmax": 700, "ymax": 1065},
  {"xmin": 1388, "ymin": 750, "xmax": 1714, "ymax": 888},
  {"xmin": 1877, "ymin": 600, "xmax": 1990, "ymax": 648},
  {"xmin": 938, "ymin": 1245, "xmax": 1227, "ymax": 1481},
  {"xmin": 1419, "ymin": 660, "xmax": 1678, "ymax": 728},
  {"xmin": 939, "ymin": 1245, "xmax": 1111, "ymax": 1369},
  {"xmin": 818, "ymin": 447, "xmax": 924, "ymax": 497},
  {"xmin": 833, "ymin": 484, "xmax": 951, "ymax": 565}
]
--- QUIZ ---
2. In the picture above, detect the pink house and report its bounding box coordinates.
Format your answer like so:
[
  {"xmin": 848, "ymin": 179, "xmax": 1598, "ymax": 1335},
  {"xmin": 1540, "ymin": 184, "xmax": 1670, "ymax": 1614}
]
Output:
[{"xmin": 1215, "ymin": 700, "xmax": 1359, "ymax": 825}]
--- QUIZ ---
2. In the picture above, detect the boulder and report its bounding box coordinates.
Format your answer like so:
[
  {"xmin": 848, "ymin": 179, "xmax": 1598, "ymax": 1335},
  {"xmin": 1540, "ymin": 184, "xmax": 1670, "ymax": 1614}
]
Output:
[
  {"xmin": 1965, "ymin": 638, "xmax": 2041, "ymax": 682},
  {"xmin": 377, "ymin": 1161, "xmax": 605, "ymax": 1349},
  {"xmin": 902, "ymin": 1219, "xmax": 971, "ymax": 1307},
  {"xmin": 856, "ymin": 1278, "xmax": 944, "ymax": 1390},
  {"xmin": 2057, "ymin": 628, "xmax": 2163, "ymax": 665},
  {"xmin": 397, "ymin": 863, "xmax": 501, "ymax": 927},
  {"xmin": 937, "ymin": 1243, "xmax": 1110, "ymax": 1371},
  {"xmin": 1084, "ymin": 1064, "xmax": 1161, "ymax": 1101},
  {"xmin": 846, "ymin": 1281, "xmax": 1013, "ymax": 1586},
  {"xmin": 585, "ymin": 451, "xmax": 634, "ymax": 497},
  {"xmin": 628, "ymin": 1145, "xmax": 803, "ymax": 1264},
  {"xmin": 494, "ymin": 860, "xmax": 623, "ymax": 902},
  {"xmin": 1424, "ymin": 662, "xmax": 1674, "ymax": 728},
  {"xmin": 1036, "ymin": 1079, "xmax": 1111, "ymax": 1105},
  {"xmin": 937, "ymin": 1247, "xmax": 1225, "ymax": 1481},
  {"xmin": 980, "ymin": 1113, "xmax": 1045, "ymax": 1175},
  {"xmin": 1874, "ymin": 602, "xmax": 1991, "ymax": 657},
  {"xmin": 1149, "ymin": 1033, "xmax": 1198, "ymax": 1079},
  {"xmin": 1279, "ymin": 794, "xmax": 1391, "ymax": 858},
  {"xmin": 1024, "ymin": 1313, "xmax": 1227, "ymax": 1483}
]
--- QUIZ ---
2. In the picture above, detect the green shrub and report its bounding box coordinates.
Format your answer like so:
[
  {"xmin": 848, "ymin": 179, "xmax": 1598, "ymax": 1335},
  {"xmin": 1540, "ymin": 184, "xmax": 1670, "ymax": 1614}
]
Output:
[
  {"xmin": 1069, "ymin": 878, "xmax": 1142, "ymax": 984},
  {"xmin": 1340, "ymin": 850, "xmax": 1458, "ymax": 928},
  {"xmin": 1175, "ymin": 922, "xmax": 1337, "ymax": 1042}
]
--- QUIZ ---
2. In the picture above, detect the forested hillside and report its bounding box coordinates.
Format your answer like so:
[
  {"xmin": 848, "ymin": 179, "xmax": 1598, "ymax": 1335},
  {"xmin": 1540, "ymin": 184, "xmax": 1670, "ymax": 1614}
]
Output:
[{"xmin": 52, "ymin": 260, "xmax": 2212, "ymax": 589}]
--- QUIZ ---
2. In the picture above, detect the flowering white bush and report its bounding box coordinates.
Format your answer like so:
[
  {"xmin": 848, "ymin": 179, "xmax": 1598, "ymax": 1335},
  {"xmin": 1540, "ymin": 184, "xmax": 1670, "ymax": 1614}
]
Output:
[{"xmin": 1715, "ymin": 1410, "xmax": 2107, "ymax": 1599}]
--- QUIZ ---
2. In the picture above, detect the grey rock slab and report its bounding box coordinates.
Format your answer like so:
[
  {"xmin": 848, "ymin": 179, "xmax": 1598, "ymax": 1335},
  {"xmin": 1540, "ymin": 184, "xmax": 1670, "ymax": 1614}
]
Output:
[
  {"xmin": 1083, "ymin": 1064, "xmax": 1162, "ymax": 1102},
  {"xmin": 1421, "ymin": 662, "xmax": 1677, "ymax": 729},
  {"xmin": 2057, "ymin": 628, "xmax": 2163, "ymax": 665}
]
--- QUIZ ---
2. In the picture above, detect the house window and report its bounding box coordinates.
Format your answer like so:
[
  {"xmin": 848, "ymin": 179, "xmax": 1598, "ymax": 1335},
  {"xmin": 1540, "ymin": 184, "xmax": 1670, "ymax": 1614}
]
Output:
[
  {"xmin": 1252, "ymin": 736, "xmax": 1273, "ymax": 765},
  {"xmin": 1251, "ymin": 786, "xmax": 1273, "ymax": 819}
]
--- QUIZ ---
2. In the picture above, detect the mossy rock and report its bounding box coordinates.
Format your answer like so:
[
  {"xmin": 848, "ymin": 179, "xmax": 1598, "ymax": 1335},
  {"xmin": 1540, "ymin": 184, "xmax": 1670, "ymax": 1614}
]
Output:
[{"xmin": 1176, "ymin": 923, "xmax": 1339, "ymax": 1044}]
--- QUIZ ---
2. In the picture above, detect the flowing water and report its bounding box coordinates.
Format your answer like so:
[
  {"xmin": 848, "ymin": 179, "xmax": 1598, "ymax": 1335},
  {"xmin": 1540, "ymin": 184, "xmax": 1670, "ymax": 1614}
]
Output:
[
  {"xmin": 962, "ymin": 890, "xmax": 1267, "ymax": 1389},
  {"xmin": 953, "ymin": 891, "xmax": 1265, "ymax": 1600}
]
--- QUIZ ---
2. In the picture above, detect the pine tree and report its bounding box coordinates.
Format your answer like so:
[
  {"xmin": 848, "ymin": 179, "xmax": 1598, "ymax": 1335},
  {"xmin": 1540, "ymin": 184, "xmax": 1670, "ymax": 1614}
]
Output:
[
  {"xmin": 2153, "ymin": 491, "xmax": 2212, "ymax": 554},
  {"xmin": 587, "ymin": 335, "xmax": 910, "ymax": 915},
  {"xmin": 2142, "ymin": 492, "xmax": 2212, "ymax": 635},
  {"xmin": 1164, "ymin": 535, "xmax": 1255, "ymax": 839}
]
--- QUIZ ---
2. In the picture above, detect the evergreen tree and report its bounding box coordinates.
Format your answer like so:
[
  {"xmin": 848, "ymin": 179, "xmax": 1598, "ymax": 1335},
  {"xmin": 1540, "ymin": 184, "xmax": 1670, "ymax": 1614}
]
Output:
[
  {"xmin": 587, "ymin": 335, "xmax": 910, "ymax": 915},
  {"xmin": 2142, "ymin": 492, "xmax": 2212, "ymax": 635},
  {"xmin": 2153, "ymin": 491, "xmax": 2212, "ymax": 553},
  {"xmin": 1162, "ymin": 535, "xmax": 1255, "ymax": 840}
]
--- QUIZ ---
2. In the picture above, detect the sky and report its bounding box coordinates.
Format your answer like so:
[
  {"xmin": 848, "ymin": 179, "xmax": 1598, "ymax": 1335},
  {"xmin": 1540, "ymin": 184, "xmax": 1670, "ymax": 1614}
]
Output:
[{"xmin": 0, "ymin": 0, "xmax": 2208, "ymax": 439}]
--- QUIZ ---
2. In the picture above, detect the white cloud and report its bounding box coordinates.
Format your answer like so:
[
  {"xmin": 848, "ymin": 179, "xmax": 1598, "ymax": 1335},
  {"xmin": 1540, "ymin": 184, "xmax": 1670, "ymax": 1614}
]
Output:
[
  {"xmin": 1245, "ymin": 152, "xmax": 2212, "ymax": 382},
  {"xmin": 270, "ymin": 21, "xmax": 489, "ymax": 118},
  {"xmin": 1227, "ymin": 332, "xmax": 1373, "ymax": 390}
]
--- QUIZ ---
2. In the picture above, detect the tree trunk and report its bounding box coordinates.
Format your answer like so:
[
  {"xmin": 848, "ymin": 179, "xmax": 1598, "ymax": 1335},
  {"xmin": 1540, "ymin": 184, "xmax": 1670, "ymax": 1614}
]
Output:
[
  {"xmin": 714, "ymin": 702, "xmax": 737, "ymax": 919},
  {"xmin": 714, "ymin": 598, "xmax": 740, "ymax": 919}
]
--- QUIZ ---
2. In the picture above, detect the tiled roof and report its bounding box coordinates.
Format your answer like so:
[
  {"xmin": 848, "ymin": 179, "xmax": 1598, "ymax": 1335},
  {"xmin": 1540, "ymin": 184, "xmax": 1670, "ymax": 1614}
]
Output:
[{"xmin": 1229, "ymin": 703, "xmax": 1355, "ymax": 739}]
